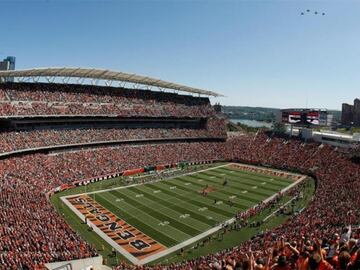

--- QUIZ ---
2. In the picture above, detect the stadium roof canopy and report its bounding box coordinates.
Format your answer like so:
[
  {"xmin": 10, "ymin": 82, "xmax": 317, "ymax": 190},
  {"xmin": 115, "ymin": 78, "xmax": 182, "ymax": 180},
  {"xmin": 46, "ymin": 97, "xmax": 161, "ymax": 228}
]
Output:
[{"xmin": 0, "ymin": 67, "xmax": 222, "ymax": 97}]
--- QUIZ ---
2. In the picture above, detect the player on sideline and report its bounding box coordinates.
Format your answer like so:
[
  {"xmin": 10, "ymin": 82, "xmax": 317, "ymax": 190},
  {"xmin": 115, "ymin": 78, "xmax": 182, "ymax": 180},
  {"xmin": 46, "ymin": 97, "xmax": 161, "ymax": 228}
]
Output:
[
  {"xmin": 223, "ymin": 178, "xmax": 228, "ymax": 186},
  {"xmin": 202, "ymin": 184, "xmax": 210, "ymax": 196}
]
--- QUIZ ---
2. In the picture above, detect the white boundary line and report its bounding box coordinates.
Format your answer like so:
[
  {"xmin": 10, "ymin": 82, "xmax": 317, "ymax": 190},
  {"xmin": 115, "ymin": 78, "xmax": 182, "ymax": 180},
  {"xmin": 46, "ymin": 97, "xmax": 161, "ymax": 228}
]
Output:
[
  {"xmin": 60, "ymin": 163, "xmax": 229, "ymax": 265},
  {"xmin": 141, "ymin": 172, "xmax": 307, "ymax": 265},
  {"xmin": 228, "ymin": 163, "xmax": 304, "ymax": 181},
  {"xmin": 64, "ymin": 163, "xmax": 230, "ymax": 197},
  {"xmin": 263, "ymin": 196, "xmax": 298, "ymax": 222},
  {"xmin": 61, "ymin": 197, "xmax": 139, "ymax": 264},
  {"xmin": 60, "ymin": 163, "xmax": 307, "ymax": 265}
]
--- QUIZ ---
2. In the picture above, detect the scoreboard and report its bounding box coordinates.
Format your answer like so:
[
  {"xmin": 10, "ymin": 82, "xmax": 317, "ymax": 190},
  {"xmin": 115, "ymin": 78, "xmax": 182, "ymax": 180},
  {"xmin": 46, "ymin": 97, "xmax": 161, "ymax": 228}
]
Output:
[{"xmin": 280, "ymin": 109, "xmax": 329, "ymax": 126}]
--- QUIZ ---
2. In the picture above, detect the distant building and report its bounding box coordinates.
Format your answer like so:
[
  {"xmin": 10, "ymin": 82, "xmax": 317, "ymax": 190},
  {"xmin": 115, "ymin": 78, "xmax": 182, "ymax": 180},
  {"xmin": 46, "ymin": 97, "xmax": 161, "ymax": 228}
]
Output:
[
  {"xmin": 0, "ymin": 56, "xmax": 16, "ymax": 71},
  {"xmin": 299, "ymin": 128, "xmax": 360, "ymax": 148},
  {"xmin": 0, "ymin": 56, "xmax": 16, "ymax": 82},
  {"xmin": 342, "ymin": 103, "xmax": 353, "ymax": 125},
  {"xmin": 341, "ymin": 98, "xmax": 360, "ymax": 127}
]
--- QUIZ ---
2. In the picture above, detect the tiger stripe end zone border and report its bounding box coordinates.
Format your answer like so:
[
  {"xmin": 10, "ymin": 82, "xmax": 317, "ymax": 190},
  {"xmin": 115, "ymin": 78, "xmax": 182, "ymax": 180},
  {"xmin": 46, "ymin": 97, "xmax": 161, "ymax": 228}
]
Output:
[{"xmin": 60, "ymin": 163, "xmax": 307, "ymax": 265}]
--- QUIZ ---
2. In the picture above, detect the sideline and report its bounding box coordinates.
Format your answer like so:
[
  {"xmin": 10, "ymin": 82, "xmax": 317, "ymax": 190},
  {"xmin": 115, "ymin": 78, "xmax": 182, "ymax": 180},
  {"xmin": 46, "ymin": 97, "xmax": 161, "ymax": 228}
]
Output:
[
  {"xmin": 263, "ymin": 196, "xmax": 298, "ymax": 222},
  {"xmin": 64, "ymin": 163, "xmax": 230, "ymax": 197},
  {"xmin": 61, "ymin": 163, "xmax": 307, "ymax": 265}
]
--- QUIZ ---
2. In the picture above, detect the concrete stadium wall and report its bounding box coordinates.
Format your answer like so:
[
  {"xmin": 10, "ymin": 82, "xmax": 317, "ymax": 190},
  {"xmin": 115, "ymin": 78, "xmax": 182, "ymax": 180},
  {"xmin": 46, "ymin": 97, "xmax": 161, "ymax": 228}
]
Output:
[{"xmin": 45, "ymin": 256, "xmax": 110, "ymax": 270}]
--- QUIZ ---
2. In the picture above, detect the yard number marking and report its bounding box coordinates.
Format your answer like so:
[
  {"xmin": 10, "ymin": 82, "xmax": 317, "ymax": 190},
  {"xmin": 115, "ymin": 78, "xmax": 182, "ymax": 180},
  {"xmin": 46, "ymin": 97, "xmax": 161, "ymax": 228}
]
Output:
[{"xmin": 158, "ymin": 221, "xmax": 170, "ymax": 226}]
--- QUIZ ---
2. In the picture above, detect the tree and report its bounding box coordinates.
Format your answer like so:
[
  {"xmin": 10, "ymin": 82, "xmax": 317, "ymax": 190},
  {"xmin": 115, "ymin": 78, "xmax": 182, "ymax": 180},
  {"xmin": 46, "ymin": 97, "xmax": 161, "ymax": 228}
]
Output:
[{"xmin": 272, "ymin": 122, "xmax": 286, "ymax": 135}]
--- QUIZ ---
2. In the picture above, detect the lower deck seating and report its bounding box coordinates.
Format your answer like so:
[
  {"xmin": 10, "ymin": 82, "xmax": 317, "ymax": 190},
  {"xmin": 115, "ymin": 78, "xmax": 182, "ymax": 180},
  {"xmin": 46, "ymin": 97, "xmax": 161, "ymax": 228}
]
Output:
[
  {"xmin": 0, "ymin": 142, "xmax": 228, "ymax": 270},
  {"xmin": 1, "ymin": 132, "xmax": 359, "ymax": 269}
]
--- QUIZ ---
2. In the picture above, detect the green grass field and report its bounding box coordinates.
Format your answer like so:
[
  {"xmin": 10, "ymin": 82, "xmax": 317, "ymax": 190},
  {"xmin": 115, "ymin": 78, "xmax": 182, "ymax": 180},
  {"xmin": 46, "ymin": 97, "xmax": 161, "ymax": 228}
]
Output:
[
  {"xmin": 53, "ymin": 163, "xmax": 314, "ymax": 266},
  {"xmin": 85, "ymin": 165, "xmax": 293, "ymax": 248}
]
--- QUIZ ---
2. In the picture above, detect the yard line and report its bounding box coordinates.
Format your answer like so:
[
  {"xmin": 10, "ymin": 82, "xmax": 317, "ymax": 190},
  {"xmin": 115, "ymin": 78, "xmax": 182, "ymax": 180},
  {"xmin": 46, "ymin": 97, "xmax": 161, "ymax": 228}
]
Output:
[
  {"xmin": 133, "ymin": 185, "xmax": 215, "ymax": 228},
  {"xmin": 216, "ymin": 167, "xmax": 291, "ymax": 184},
  {"xmin": 178, "ymin": 176, "xmax": 260, "ymax": 206},
  {"xmin": 149, "ymin": 182, "xmax": 233, "ymax": 220},
  {"xmin": 62, "ymin": 163, "xmax": 307, "ymax": 265},
  {"xmin": 202, "ymin": 171, "xmax": 281, "ymax": 193},
  {"xmin": 218, "ymin": 167, "xmax": 293, "ymax": 185},
  {"xmin": 138, "ymin": 173, "xmax": 307, "ymax": 264},
  {"xmin": 183, "ymin": 174, "xmax": 267, "ymax": 202},
  {"xmin": 96, "ymin": 191, "xmax": 182, "ymax": 244},
  {"xmin": 152, "ymin": 182, "xmax": 235, "ymax": 219},
  {"xmin": 81, "ymin": 163, "xmax": 232, "ymax": 196},
  {"xmin": 198, "ymin": 171, "xmax": 278, "ymax": 194},
  {"xmin": 112, "ymin": 189, "xmax": 198, "ymax": 238},
  {"xmin": 170, "ymin": 178, "xmax": 253, "ymax": 210}
]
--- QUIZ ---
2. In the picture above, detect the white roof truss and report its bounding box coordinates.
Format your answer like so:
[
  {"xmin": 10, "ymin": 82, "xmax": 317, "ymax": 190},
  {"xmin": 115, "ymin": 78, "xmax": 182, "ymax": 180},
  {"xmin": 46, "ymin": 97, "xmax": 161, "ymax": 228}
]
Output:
[{"xmin": 0, "ymin": 67, "xmax": 222, "ymax": 97}]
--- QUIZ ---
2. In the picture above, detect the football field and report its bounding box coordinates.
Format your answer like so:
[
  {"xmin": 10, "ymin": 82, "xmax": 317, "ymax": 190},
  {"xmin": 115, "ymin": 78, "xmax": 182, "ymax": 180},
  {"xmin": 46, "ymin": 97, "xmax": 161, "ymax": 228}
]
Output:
[{"xmin": 62, "ymin": 163, "xmax": 302, "ymax": 265}]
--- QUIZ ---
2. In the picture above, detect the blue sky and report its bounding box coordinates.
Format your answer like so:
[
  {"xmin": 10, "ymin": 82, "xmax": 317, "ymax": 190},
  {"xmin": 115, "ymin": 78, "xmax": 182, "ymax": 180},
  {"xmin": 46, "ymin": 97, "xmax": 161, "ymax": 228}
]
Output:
[{"xmin": 0, "ymin": 0, "xmax": 359, "ymax": 109}]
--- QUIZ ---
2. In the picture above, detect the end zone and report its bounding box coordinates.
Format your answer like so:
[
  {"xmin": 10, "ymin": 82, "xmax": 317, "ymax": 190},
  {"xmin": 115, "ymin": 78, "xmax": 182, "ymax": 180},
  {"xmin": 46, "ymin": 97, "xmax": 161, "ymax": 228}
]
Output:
[{"xmin": 61, "ymin": 163, "xmax": 307, "ymax": 265}]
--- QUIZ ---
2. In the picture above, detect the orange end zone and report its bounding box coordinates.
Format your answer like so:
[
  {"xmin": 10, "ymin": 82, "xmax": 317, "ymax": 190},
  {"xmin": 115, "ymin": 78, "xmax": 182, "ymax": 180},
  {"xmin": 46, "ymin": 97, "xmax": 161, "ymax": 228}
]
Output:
[{"xmin": 67, "ymin": 195, "xmax": 167, "ymax": 260}]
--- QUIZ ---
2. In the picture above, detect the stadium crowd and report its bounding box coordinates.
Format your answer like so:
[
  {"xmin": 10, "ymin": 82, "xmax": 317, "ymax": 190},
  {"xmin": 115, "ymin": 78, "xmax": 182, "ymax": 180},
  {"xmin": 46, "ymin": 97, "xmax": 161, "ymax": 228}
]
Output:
[
  {"xmin": 0, "ymin": 83, "xmax": 215, "ymax": 117},
  {"xmin": 0, "ymin": 131, "xmax": 359, "ymax": 269},
  {"xmin": 0, "ymin": 142, "xmax": 227, "ymax": 269},
  {"xmin": 113, "ymin": 132, "xmax": 360, "ymax": 270},
  {"xmin": 0, "ymin": 81, "xmax": 359, "ymax": 270},
  {"xmin": 0, "ymin": 121, "xmax": 226, "ymax": 154}
]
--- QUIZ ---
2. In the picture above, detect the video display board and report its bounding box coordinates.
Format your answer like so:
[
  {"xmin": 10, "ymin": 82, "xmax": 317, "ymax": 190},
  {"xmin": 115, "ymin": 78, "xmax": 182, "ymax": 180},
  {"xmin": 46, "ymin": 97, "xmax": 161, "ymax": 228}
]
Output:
[{"xmin": 281, "ymin": 110, "xmax": 321, "ymax": 125}]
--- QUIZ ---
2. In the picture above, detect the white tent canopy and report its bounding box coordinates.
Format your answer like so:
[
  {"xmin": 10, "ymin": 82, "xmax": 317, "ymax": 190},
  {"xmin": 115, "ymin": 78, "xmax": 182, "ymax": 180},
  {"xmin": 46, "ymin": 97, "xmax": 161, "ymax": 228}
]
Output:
[{"xmin": 0, "ymin": 67, "xmax": 222, "ymax": 97}]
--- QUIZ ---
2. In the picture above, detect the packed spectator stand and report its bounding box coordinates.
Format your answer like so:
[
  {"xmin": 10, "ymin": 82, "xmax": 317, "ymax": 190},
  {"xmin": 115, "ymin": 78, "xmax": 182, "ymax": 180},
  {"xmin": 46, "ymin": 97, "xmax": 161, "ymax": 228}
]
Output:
[
  {"xmin": 0, "ymin": 82, "xmax": 359, "ymax": 270},
  {"xmin": 0, "ymin": 142, "xmax": 228, "ymax": 270},
  {"xmin": 114, "ymin": 133, "xmax": 360, "ymax": 270},
  {"xmin": 0, "ymin": 124, "xmax": 226, "ymax": 155},
  {"xmin": 0, "ymin": 82, "xmax": 226, "ymax": 156},
  {"xmin": 0, "ymin": 83, "xmax": 214, "ymax": 118},
  {"xmin": 0, "ymin": 82, "xmax": 227, "ymax": 269}
]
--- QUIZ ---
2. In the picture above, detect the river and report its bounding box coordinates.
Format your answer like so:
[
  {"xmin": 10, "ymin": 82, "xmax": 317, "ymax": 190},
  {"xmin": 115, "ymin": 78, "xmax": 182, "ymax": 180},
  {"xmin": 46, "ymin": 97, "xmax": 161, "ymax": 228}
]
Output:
[{"xmin": 230, "ymin": 119, "xmax": 273, "ymax": 128}]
